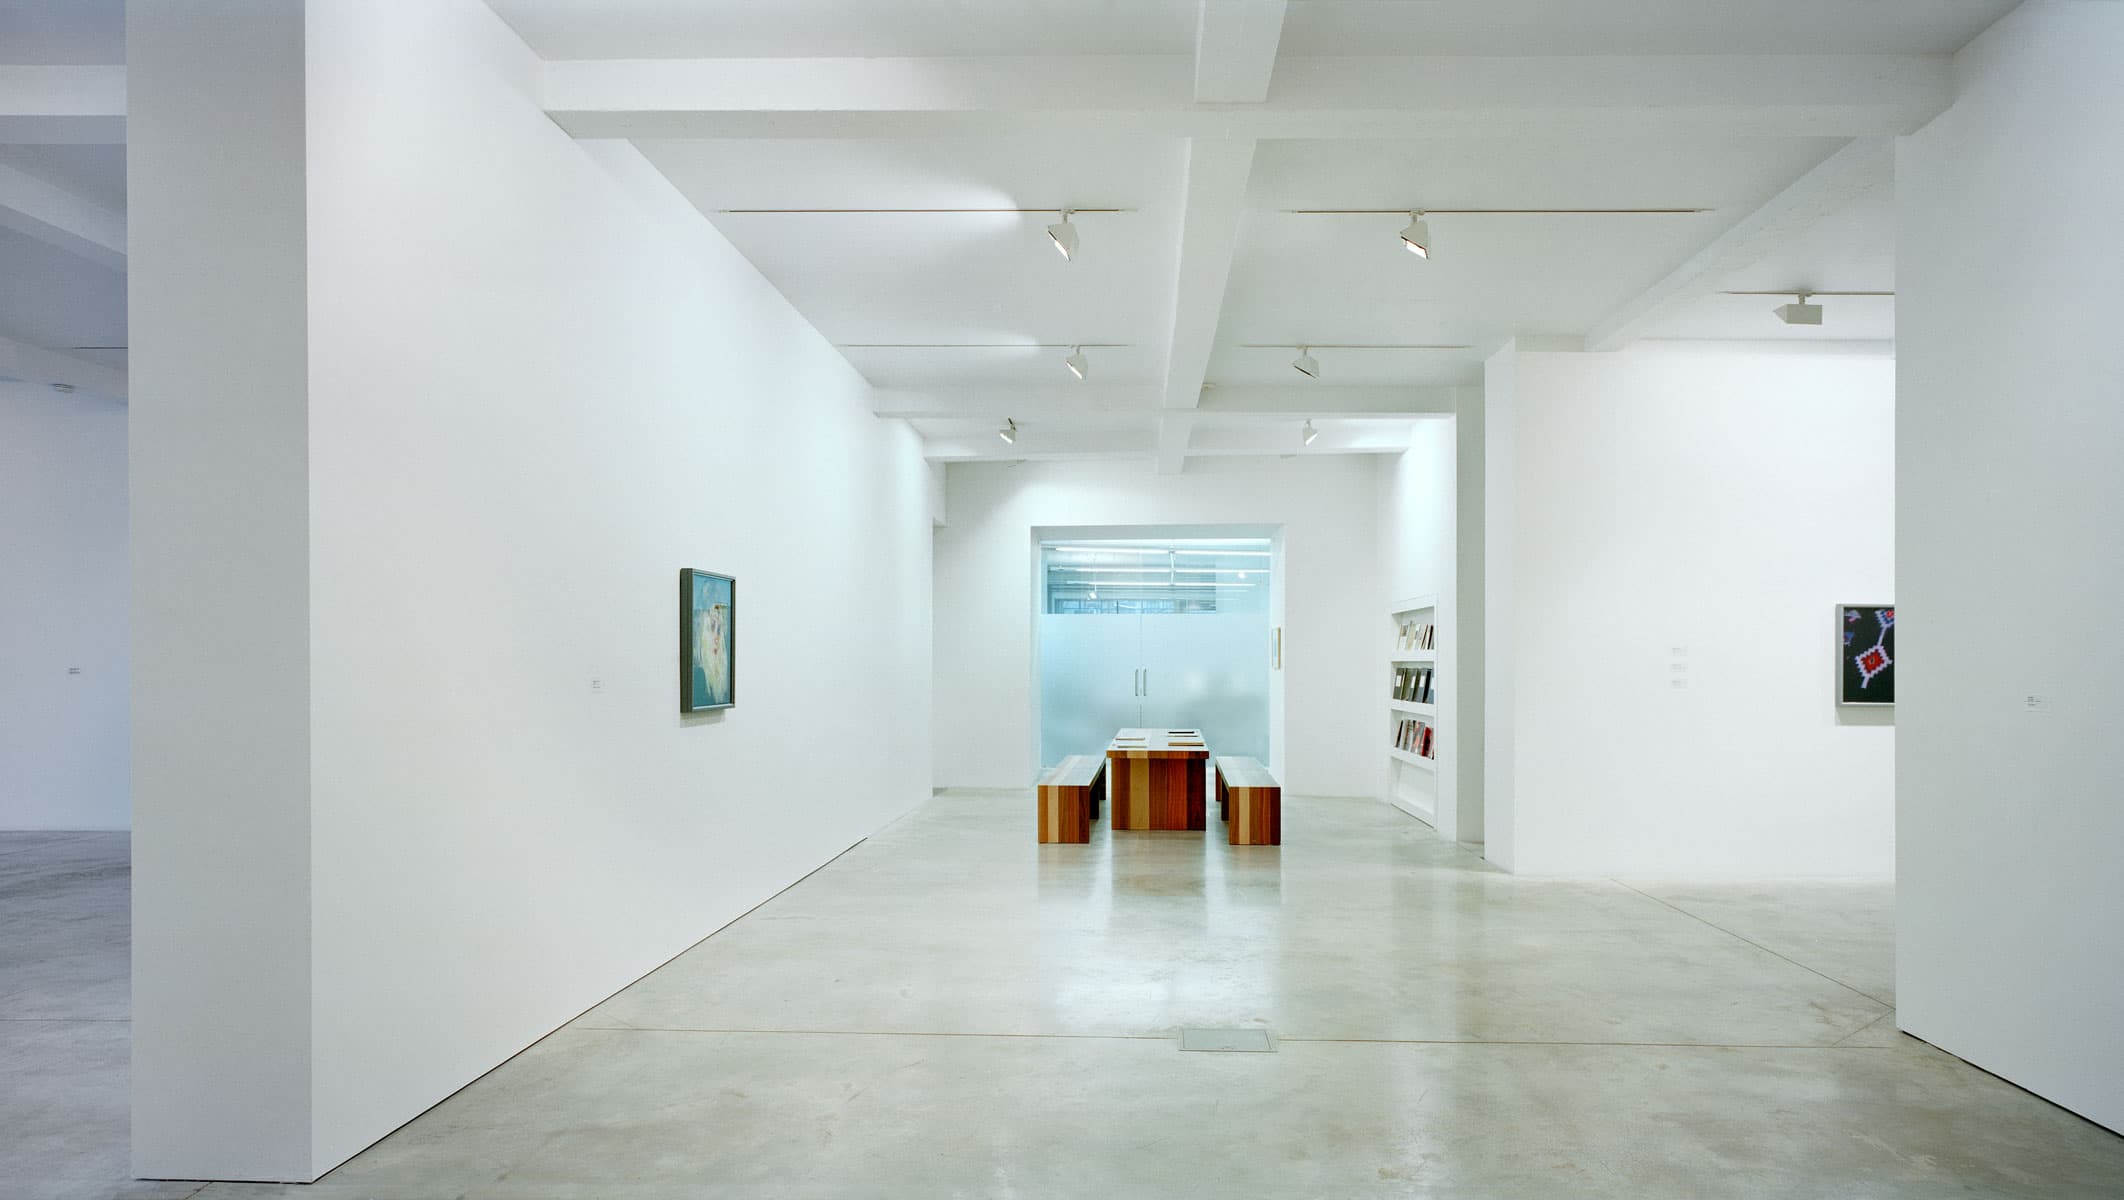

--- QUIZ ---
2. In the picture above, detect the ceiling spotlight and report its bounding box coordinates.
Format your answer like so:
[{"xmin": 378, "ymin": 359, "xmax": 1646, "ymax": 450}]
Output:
[
  {"xmin": 1065, "ymin": 346, "xmax": 1087, "ymax": 380},
  {"xmin": 1774, "ymin": 292, "xmax": 1823, "ymax": 325},
  {"xmin": 1046, "ymin": 210, "xmax": 1078, "ymax": 261},
  {"xmin": 1302, "ymin": 420, "xmax": 1319, "ymax": 446},
  {"xmin": 1398, "ymin": 212, "xmax": 1431, "ymax": 259},
  {"xmin": 1291, "ymin": 346, "xmax": 1321, "ymax": 379},
  {"xmin": 999, "ymin": 418, "xmax": 1017, "ymax": 445}
]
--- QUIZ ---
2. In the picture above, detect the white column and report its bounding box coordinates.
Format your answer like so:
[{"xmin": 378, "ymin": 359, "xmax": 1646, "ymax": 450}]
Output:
[{"xmin": 128, "ymin": 0, "xmax": 315, "ymax": 1181}]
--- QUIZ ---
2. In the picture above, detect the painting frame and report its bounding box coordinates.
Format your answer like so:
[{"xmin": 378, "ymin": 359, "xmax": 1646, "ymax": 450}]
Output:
[
  {"xmin": 680, "ymin": 569, "xmax": 737, "ymax": 712},
  {"xmin": 1836, "ymin": 602, "xmax": 1894, "ymax": 707}
]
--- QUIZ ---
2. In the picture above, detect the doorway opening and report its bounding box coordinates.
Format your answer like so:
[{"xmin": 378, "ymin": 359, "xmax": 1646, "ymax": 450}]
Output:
[{"xmin": 1034, "ymin": 530, "xmax": 1277, "ymax": 772}]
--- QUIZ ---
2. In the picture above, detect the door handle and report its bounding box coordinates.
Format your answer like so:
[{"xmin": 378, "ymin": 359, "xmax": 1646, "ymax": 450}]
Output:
[{"xmin": 1142, "ymin": 669, "xmax": 1149, "ymax": 697}]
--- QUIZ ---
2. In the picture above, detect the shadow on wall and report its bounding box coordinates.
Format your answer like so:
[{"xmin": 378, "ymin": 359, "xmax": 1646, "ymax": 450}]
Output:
[{"xmin": 1836, "ymin": 707, "xmax": 1894, "ymax": 728}]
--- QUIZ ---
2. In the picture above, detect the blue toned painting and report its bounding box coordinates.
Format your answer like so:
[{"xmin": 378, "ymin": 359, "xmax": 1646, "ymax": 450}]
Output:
[{"xmin": 681, "ymin": 569, "xmax": 735, "ymax": 711}]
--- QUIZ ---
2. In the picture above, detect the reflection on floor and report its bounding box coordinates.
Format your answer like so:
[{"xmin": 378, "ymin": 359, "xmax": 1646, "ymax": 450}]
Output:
[{"xmin": 5, "ymin": 795, "xmax": 2121, "ymax": 1198}]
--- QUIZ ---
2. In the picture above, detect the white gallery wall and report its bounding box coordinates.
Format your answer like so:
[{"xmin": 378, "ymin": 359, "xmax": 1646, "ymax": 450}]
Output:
[
  {"xmin": 935, "ymin": 456, "xmax": 1381, "ymax": 797},
  {"xmin": 1375, "ymin": 419, "xmax": 1470, "ymax": 840},
  {"xmin": 1484, "ymin": 341, "xmax": 1895, "ymax": 877},
  {"xmin": 1896, "ymin": 0, "xmax": 2124, "ymax": 1133},
  {"xmin": 0, "ymin": 382, "xmax": 128, "ymax": 830},
  {"xmin": 1453, "ymin": 397, "xmax": 1486, "ymax": 845},
  {"xmin": 130, "ymin": 0, "xmax": 934, "ymax": 1180}
]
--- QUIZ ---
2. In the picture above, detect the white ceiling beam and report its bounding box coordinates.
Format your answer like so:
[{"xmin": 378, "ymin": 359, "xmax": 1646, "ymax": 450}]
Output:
[
  {"xmin": 1155, "ymin": 137, "xmax": 1258, "ymax": 475},
  {"xmin": 1197, "ymin": 384, "xmax": 1470, "ymax": 417},
  {"xmin": 544, "ymin": 55, "xmax": 1951, "ymax": 140},
  {"xmin": 0, "ymin": 161, "xmax": 126, "ymax": 269},
  {"xmin": 1584, "ymin": 137, "xmax": 1893, "ymax": 351},
  {"xmin": 1189, "ymin": 426, "xmax": 1424, "ymax": 455},
  {"xmin": 1194, "ymin": 2, "xmax": 1288, "ymax": 104},
  {"xmin": 0, "ymin": 66, "xmax": 126, "ymax": 144},
  {"xmin": 0, "ymin": 333, "xmax": 127, "ymax": 399},
  {"xmin": 871, "ymin": 384, "xmax": 1470, "ymax": 423},
  {"xmin": 925, "ymin": 429, "xmax": 1156, "ymax": 463},
  {"xmin": 1154, "ymin": 412, "xmax": 1199, "ymax": 474},
  {"xmin": 872, "ymin": 385, "xmax": 1156, "ymax": 421}
]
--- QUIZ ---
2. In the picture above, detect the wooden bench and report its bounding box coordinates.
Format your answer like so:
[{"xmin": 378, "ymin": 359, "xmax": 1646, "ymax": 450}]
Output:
[
  {"xmin": 1036, "ymin": 754, "xmax": 1107, "ymax": 844},
  {"xmin": 1214, "ymin": 756, "xmax": 1281, "ymax": 846}
]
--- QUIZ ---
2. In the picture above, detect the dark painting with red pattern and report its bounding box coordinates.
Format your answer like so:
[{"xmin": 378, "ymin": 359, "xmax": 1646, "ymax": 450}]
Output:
[{"xmin": 1839, "ymin": 604, "xmax": 1895, "ymax": 705}]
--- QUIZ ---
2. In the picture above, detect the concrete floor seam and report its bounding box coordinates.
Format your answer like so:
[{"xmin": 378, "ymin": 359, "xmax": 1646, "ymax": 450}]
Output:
[
  {"xmin": 567, "ymin": 1025, "xmax": 1902, "ymax": 1052},
  {"xmin": 1609, "ymin": 877, "xmax": 1898, "ymax": 1009},
  {"xmin": 1830, "ymin": 1011, "xmax": 1898, "ymax": 1047}
]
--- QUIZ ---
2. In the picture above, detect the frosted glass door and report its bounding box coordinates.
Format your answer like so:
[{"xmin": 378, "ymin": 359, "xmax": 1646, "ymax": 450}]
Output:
[
  {"xmin": 1139, "ymin": 613, "xmax": 1270, "ymax": 762},
  {"xmin": 1038, "ymin": 614, "xmax": 1143, "ymax": 768}
]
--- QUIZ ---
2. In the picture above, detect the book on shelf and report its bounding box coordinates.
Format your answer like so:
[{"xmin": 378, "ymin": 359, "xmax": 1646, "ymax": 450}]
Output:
[
  {"xmin": 1392, "ymin": 717, "xmax": 1437, "ymax": 759},
  {"xmin": 1394, "ymin": 620, "xmax": 1437, "ymax": 653},
  {"xmin": 1390, "ymin": 666, "xmax": 1436, "ymax": 704}
]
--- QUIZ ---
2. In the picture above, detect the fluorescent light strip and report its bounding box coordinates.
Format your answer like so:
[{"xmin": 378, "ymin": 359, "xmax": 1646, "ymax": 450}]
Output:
[
  {"xmin": 1050, "ymin": 567, "xmax": 1257, "ymax": 575},
  {"xmin": 1048, "ymin": 545, "xmax": 1270, "ymax": 556}
]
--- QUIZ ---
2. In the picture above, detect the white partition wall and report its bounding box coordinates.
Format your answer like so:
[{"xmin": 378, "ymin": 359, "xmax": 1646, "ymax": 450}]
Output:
[
  {"xmin": 0, "ymin": 382, "xmax": 128, "ymax": 830},
  {"xmin": 1482, "ymin": 341, "xmax": 1896, "ymax": 877},
  {"xmin": 1896, "ymin": 0, "xmax": 2124, "ymax": 1133},
  {"xmin": 129, "ymin": 0, "xmax": 934, "ymax": 1180}
]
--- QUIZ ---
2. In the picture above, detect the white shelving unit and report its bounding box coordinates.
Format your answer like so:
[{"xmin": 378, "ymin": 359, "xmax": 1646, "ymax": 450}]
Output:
[
  {"xmin": 1387, "ymin": 746, "xmax": 1436, "ymax": 771},
  {"xmin": 1385, "ymin": 596, "xmax": 1442, "ymax": 825}
]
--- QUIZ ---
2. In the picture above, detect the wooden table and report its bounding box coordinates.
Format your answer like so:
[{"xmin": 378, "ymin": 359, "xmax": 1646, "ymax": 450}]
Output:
[{"xmin": 1105, "ymin": 728, "xmax": 1209, "ymax": 831}]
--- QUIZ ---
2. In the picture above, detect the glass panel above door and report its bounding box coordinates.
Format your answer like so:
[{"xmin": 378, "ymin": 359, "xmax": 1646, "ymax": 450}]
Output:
[{"xmin": 1041, "ymin": 537, "xmax": 1271, "ymax": 615}]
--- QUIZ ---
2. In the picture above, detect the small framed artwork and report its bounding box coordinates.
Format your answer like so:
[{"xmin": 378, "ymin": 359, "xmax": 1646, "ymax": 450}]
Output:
[
  {"xmin": 680, "ymin": 569, "xmax": 736, "ymax": 711},
  {"xmin": 1837, "ymin": 603, "xmax": 1894, "ymax": 706}
]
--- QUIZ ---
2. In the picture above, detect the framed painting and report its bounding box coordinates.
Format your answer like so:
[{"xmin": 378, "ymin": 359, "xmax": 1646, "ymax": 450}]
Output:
[
  {"xmin": 1837, "ymin": 603, "xmax": 1894, "ymax": 706},
  {"xmin": 680, "ymin": 569, "xmax": 736, "ymax": 711}
]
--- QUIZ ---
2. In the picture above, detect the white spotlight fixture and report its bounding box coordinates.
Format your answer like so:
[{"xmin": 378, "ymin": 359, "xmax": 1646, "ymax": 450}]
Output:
[
  {"xmin": 1291, "ymin": 346, "xmax": 1321, "ymax": 379},
  {"xmin": 1046, "ymin": 209, "xmax": 1078, "ymax": 261},
  {"xmin": 1774, "ymin": 292, "xmax": 1824, "ymax": 325},
  {"xmin": 1065, "ymin": 345, "xmax": 1088, "ymax": 380},
  {"xmin": 1302, "ymin": 420, "xmax": 1319, "ymax": 446},
  {"xmin": 1398, "ymin": 211, "xmax": 1431, "ymax": 259},
  {"xmin": 999, "ymin": 418, "xmax": 1017, "ymax": 445}
]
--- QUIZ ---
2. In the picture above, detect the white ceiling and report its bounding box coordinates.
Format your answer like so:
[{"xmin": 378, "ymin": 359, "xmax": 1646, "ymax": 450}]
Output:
[
  {"xmin": 506, "ymin": 0, "xmax": 1992, "ymax": 466},
  {"xmin": 1279, "ymin": 1, "xmax": 2019, "ymax": 57},
  {"xmin": 1641, "ymin": 185, "xmax": 1897, "ymax": 342},
  {"xmin": 635, "ymin": 135, "xmax": 1185, "ymax": 390},
  {"xmin": 0, "ymin": 143, "xmax": 125, "ymax": 211},
  {"xmin": 488, "ymin": 0, "xmax": 1200, "ymax": 59},
  {"xmin": 0, "ymin": 2, "xmax": 126, "ymax": 390},
  {"xmin": 489, "ymin": 0, "xmax": 2018, "ymax": 60},
  {"xmin": 1, "ymin": 0, "xmax": 2008, "ymax": 449},
  {"xmin": 0, "ymin": 1, "xmax": 122, "ymax": 64}
]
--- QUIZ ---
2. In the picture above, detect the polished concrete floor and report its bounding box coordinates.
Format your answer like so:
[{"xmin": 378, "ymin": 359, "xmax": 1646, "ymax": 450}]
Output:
[{"xmin": 5, "ymin": 794, "xmax": 2123, "ymax": 1198}]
